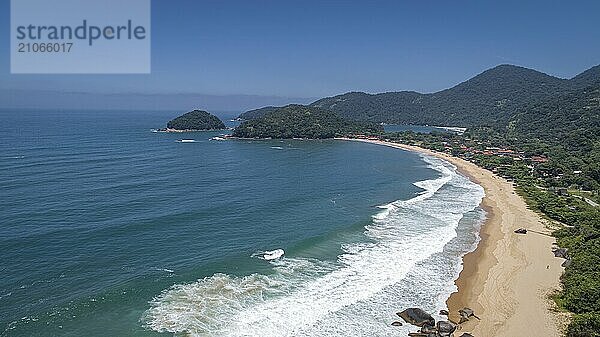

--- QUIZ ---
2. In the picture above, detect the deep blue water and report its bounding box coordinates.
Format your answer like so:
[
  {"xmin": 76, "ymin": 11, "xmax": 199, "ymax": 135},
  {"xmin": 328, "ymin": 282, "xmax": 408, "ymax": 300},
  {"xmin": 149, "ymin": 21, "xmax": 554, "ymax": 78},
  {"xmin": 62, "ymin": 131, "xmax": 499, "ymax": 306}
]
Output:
[{"xmin": 0, "ymin": 110, "xmax": 483, "ymax": 337}]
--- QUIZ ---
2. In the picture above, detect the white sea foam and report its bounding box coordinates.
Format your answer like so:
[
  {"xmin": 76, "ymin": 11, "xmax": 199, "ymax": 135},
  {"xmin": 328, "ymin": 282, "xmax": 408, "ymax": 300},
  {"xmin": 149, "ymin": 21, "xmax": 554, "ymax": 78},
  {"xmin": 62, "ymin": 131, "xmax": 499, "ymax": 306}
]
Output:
[
  {"xmin": 252, "ymin": 249, "xmax": 285, "ymax": 260},
  {"xmin": 143, "ymin": 154, "xmax": 485, "ymax": 337}
]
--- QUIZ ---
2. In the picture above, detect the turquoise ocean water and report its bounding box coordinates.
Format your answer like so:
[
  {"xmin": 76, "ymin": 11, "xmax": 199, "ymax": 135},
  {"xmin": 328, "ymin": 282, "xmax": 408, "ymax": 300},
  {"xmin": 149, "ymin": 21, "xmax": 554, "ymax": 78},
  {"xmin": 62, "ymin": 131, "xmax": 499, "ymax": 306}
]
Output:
[{"xmin": 0, "ymin": 110, "xmax": 484, "ymax": 337}]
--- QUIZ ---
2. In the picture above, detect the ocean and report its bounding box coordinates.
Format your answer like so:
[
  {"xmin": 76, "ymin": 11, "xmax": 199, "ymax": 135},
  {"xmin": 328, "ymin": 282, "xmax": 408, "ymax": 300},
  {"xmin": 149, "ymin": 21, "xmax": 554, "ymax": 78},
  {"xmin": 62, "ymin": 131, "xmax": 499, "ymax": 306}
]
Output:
[{"xmin": 0, "ymin": 110, "xmax": 484, "ymax": 337}]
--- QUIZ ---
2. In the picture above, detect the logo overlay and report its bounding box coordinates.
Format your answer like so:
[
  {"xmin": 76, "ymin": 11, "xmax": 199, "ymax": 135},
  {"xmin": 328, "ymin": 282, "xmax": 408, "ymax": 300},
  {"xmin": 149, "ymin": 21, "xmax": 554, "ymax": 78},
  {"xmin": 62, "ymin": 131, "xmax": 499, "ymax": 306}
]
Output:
[{"xmin": 10, "ymin": 0, "xmax": 150, "ymax": 74}]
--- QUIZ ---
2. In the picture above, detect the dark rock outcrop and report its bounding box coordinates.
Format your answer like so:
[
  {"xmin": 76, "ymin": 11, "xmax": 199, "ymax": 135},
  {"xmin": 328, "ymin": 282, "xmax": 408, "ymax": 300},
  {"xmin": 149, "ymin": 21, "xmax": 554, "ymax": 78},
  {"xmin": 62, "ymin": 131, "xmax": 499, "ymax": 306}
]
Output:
[
  {"xmin": 397, "ymin": 308, "xmax": 436, "ymax": 327},
  {"xmin": 457, "ymin": 307, "xmax": 480, "ymax": 324},
  {"xmin": 420, "ymin": 324, "xmax": 436, "ymax": 334},
  {"xmin": 458, "ymin": 307, "xmax": 480, "ymax": 320},
  {"xmin": 437, "ymin": 321, "xmax": 457, "ymax": 336},
  {"xmin": 553, "ymin": 248, "xmax": 569, "ymax": 259}
]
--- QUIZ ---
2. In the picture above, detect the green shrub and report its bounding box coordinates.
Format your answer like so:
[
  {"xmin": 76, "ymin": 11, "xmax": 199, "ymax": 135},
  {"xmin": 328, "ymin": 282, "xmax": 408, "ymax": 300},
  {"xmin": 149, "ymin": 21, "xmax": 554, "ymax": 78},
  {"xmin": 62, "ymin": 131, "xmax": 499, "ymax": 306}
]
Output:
[{"xmin": 567, "ymin": 313, "xmax": 600, "ymax": 337}]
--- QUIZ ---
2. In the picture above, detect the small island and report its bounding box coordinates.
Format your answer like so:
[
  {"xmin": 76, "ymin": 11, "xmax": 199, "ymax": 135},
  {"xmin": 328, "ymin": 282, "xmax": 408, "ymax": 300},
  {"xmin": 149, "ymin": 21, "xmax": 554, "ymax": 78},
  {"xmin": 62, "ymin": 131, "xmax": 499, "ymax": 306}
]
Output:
[
  {"xmin": 163, "ymin": 110, "xmax": 226, "ymax": 132},
  {"xmin": 232, "ymin": 104, "xmax": 382, "ymax": 139}
]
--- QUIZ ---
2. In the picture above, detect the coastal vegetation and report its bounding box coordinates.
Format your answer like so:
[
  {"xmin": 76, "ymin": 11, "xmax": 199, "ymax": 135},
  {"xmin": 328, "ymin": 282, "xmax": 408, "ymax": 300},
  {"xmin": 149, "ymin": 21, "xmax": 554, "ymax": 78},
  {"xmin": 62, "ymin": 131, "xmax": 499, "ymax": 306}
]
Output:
[
  {"xmin": 166, "ymin": 110, "xmax": 225, "ymax": 130},
  {"xmin": 383, "ymin": 122, "xmax": 600, "ymax": 335},
  {"xmin": 232, "ymin": 104, "xmax": 382, "ymax": 139}
]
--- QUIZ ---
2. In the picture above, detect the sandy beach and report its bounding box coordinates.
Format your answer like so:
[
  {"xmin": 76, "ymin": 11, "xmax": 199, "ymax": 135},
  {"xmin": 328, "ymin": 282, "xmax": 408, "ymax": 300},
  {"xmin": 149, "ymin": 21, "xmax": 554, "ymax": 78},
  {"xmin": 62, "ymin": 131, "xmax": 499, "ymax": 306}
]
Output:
[{"xmin": 342, "ymin": 138, "xmax": 565, "ymax": 336}]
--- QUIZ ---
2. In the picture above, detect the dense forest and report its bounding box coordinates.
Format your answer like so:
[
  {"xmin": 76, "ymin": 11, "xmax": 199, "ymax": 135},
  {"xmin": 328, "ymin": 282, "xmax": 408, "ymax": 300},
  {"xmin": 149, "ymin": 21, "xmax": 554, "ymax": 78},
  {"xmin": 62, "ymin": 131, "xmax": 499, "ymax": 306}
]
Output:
[
  {"xmin": 239, "ymin": 64, "xmax": 600, "ymax": 128},
  {"xmin": 309, "ymin": 64, "xmax": 600, "ymax": 127},
  {"xmin": 232, "ymin": 104, "xmax": 382, "ymax": 139},
  {"xmin": 166, "ymin": 110, "xmax": 226, "ymax": 130},
  {"xmin": 508, "ymin": 86, "xmax": 600, "ymax": 190},
  {"xmin": 237, "ymin": 106, "xmax": 279, "ymax": 120}
]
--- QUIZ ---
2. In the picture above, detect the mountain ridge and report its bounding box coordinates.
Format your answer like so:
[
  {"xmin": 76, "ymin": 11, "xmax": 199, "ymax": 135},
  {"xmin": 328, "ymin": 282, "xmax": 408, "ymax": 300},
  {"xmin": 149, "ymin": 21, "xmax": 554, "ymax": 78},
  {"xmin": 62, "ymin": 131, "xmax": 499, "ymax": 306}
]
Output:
[{"xmin": 239, "ymin": 63, "xmax": 600, "ymax": 128}]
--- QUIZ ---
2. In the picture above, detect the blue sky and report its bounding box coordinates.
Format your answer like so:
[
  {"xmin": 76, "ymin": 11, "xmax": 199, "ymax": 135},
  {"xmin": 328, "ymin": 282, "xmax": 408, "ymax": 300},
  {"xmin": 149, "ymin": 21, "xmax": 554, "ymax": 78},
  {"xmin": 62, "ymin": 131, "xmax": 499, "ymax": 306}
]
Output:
[{"xmin": 1, "ymin": 0, "xmax": 600, "ymax": 98}]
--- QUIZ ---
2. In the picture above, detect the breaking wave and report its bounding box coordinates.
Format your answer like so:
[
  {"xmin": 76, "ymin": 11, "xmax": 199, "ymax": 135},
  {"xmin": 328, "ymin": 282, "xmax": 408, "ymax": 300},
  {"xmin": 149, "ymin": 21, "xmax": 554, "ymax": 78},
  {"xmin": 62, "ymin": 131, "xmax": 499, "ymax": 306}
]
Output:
[{"xmin": 142, "ymin": 155, "xmax": 485, "ymax": 337}]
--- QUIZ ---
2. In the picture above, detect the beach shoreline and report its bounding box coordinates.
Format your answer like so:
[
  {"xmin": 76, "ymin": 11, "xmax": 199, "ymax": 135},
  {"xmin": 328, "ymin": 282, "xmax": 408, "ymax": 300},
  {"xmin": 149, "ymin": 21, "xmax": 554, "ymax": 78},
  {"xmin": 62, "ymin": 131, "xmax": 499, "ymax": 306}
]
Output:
[{"xmin": 338, "ymin": 138, "xmax": 565, "ymax": 336}]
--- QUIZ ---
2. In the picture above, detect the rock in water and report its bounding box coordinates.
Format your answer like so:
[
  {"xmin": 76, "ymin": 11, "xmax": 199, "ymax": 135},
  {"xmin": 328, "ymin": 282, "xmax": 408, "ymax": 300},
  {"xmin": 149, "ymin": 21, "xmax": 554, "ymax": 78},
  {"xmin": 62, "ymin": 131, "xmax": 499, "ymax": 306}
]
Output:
[
  {"xmin": 420, "ymin": 324, "xmax": 437, "ymax": 334},
  {"xmin": 391, "ymin": 321, "xmax": 403, "ymax": 326},
  {"xmin": 437, "ymin": 321, "xmax": 457, "ymax": 336},
  {"xmin": 396, "ymin": 308, "xmax": 435, "ymax": 327},
  {"xmin": 439, "ymin": 309, "xmax": 449, "ymax": 316},
  {"xmin": 459, "ymin": 334, "xmax": 475, "ymax": 337}
]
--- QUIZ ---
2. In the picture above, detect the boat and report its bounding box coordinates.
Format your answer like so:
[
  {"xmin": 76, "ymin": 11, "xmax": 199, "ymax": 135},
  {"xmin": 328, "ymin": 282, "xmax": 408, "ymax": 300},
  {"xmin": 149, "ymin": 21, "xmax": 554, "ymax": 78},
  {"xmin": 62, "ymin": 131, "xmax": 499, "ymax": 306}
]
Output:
[{"xmin": 177, "ymin": 139, "xmax": 196, "ymax": 143}]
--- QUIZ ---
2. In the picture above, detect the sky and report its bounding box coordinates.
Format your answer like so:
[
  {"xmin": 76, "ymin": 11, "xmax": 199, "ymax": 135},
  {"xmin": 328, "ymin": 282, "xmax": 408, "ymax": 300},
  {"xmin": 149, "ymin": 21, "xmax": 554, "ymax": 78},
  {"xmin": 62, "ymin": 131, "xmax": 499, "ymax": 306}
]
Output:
[{"xmin": 1, "ymin": 0, "xmax": 600, "ymax": 99}]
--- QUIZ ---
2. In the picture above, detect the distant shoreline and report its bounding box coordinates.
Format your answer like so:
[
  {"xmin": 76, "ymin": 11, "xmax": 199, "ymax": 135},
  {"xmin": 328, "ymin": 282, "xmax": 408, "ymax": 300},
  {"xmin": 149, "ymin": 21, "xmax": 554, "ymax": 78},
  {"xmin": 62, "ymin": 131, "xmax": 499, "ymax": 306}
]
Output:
[{"xmin": 337, "ymin": 137, "xmax": 564, "ymax": 336}]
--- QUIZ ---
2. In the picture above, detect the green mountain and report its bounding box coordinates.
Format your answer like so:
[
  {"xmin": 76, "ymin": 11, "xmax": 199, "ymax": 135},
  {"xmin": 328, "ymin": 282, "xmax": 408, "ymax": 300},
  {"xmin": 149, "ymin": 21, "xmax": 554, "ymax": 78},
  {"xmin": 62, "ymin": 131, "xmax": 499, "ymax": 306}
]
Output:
[
  {"xmin": 507, "ymin": 85, "xmax": 600, "ymax": 189},
  {"xmin": 232, "ymin": 104, "xmax": 382, "ymax": 139},
  {"xmin": 509, "ymin": 86, "xmax": 600, "ymax": 145},
  {"xmin": 167, "ymin": 110, "xmax": 225, "ymax": 130},
  {"xmin": 239, "ymin": 64, "xmax": 600, "ymax": 128},
  {"xmin": 310, "ymin": 64, "xmax": 578, "ymax": 126},
  {"xmin": 311, "ymin": 91, "xmax": 424, "ymax": 124},
  {"xmin": 571, "ymin": 65, "xmax": 600, "ymax": 87},
  {"xmin": 238, "ymin": 106, "xmax": 279, "ymax": 120}
]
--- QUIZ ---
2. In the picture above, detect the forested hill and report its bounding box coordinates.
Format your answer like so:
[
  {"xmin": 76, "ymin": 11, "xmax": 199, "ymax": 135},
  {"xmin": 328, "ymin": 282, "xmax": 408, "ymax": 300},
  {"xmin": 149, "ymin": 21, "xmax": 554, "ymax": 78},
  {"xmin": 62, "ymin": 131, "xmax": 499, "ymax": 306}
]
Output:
[
  {"xmin": 238, "ymin": 64, "xmax": 600, "ymax": 128},
  {"xmin": 166, "ymin": 110, "xmax": 225, "ymax": 130},
  {"xmin": 310, "ymin": 64, "xmax": 600, "ymax": 126},
  {"xmin": 509, "ymin": 85, "xmax": 600, "ymax": 146},
  {"xmin": 571, "ymin": 64, "xmax": 600, "ymax": 87},
  {"xmin": 232, "ymin": 104, "xmax": 382, "ymax": 139},
  {"xmin": 237, "ymin": 106, "xmax": 279, "ymax": 120}
]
